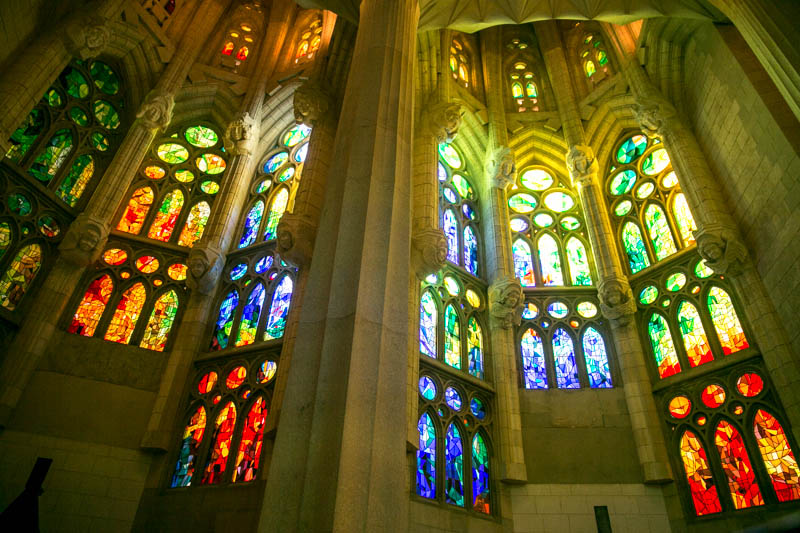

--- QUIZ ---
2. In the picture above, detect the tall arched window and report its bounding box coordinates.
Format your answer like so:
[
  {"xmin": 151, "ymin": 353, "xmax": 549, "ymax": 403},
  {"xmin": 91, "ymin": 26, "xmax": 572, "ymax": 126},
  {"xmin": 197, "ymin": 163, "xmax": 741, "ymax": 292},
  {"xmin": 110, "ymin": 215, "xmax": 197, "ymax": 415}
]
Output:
[
  {"xmin": 438, "ymin": 142, "xmax": 480, "ymax": 277},
  {"xmin": 635, "ymin": 254, "xmax": 751, "ymax": 379},
  {"xmin": 416, "ymin": 373, "xmax": 491, "ymax": 514},
  {"xmin": 507, "ymin": 49, "xmax": 540, "ymax": 113},
  {"xmin": 449, "ymin": 37, "xmax": 471, "ymax": 88},
  {"xmin": 579, "ymin": 32, "xmax": 612, "ymax": 83},
  {"xmin": 65, "ymin": 244, "xmax": 187, "ymax": 351},
  {"xmin": 208, "ymin": 253, "xmax": 296, "ymax": 351},
  {"xmin": 606, "ymin": 133, "xmax": 697, "ymax": 274},
  {"xmin": 237, "ymin": 124, "xmax": 311, "ymax": 249},
  {"xmin": 219, "ymin": 18, "xmax": 260, "ymax": 73},
  {"xmin": 509, "ymin": 167, "xmax": 593, "ymax": 287},
  {"xmin": 170, "ymin": 359, "xmax": 278, "ymax": 487},
  {"xmin": 0, "ymin": 243, "xmax": 43, "ymax": 311},
  {"xmin": 294, "ymin": 14, "xmax": 323, "ymax": 64},
  {"xmin": 116, "ymin": 124, "xmax": 225, "ymax": 248}
]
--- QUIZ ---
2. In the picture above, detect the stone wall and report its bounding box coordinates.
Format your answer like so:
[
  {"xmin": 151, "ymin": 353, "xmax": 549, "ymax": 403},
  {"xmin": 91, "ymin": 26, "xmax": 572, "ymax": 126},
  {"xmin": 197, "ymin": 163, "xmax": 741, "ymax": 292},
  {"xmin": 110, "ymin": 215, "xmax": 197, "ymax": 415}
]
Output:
[{"xmin": 681, "ymin": 24, "xmax": 800, "ymax": 359}]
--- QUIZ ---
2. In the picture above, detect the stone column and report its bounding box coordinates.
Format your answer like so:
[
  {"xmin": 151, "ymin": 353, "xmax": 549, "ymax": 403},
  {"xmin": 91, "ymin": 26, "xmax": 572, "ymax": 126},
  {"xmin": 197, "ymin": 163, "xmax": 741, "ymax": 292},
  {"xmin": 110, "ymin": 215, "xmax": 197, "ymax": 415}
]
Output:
[
  {"xmin": 536, "ymin": 20, "xmax": 672, "ymax": 483},
  {"xmin": 480, "ymin": 26, "xmax": 527, "ymax": 483},
  {"xmin": 259, "ymin": 0, "xmax": 418, "ymax": 531},
  {"xmin": 626, "ymin": 62, "xmax": 800, "ymax": 438},
  {"xmin": 0, "ymin": 0, "xmax": 125, "ymax": 153},
  {"xmin": 709, "ymin": 0, "xmax": 800, "ymax": 123},
  {"xmin": 0, "ymin": 0, "xmax": 231, "ymax": 427}
]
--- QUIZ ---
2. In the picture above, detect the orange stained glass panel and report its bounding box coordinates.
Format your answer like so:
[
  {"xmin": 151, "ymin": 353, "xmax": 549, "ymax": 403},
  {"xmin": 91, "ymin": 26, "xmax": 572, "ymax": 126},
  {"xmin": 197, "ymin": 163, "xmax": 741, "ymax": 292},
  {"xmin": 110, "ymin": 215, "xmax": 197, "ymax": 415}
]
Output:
[
  {"xmin": 103, "ymin": 282, "xmax": 146, "ymax": 344},
  {"xmin": 715, "ymin": 420, "xmax": 764, "ymax": 509},
  {"xmin": 148, "ymin": 189, "xmax": 184, "ymax": 242},
  {"xmin": 753, "ymin": 410, "xmax": 800, "ymax": 502},
  {"xmin": 679, "ymin": 430, "xmax": 722, "ymax": 516},
  {"xmin": 226, "ymin": 366, "xmax": 247, "ymax": 389},
  {"xmin": 707, "ymin": 287, "xmax": 749, "ymax": 355},
  {"xmin": 201, "ymin": 402, "xmax": 237, "ymax": 485},
  {"xmin": 117, "ymin": 187, "xmax": 154, "ymax": 234},
  {"xmin": 139, "ymin": 290, "xmax": 179, "ymax": 352},
  {"xmin": 232, "ymin": 396, "xmax": 268, "ymax": 482},
  {"xmin": 68, "ymin": 275, "xmax": 113, "ymax": 336}
]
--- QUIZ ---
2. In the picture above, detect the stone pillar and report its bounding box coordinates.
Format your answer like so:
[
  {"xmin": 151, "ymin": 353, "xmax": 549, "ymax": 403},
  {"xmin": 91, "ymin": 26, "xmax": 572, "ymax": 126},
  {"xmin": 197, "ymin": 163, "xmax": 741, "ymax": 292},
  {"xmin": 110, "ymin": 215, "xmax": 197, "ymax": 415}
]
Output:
[
  {"xmin": 626, "ymin": 62, "xmax": 800, "ymax": 439},
  {"xmin": 0, "ymin": 0, "xmax": 125, "ymax": 154},
  {"xmin": 140, "ymin": 2, "xmax": 295, "ymax": 449},
  {"xmin": 480, "ymin": 26, "xmax": 527, "ymax": 483},
  {"xmin": 709, "ymin": 0, "xmax": 800, "ymax": 123},
  {"xmin": 536, "ymin": 20, "xmax": 672, "ymax": 483},
  {"xmin": 0, "ymin": 0, "xmax": 231, "ymax": 427},
  {"xmin": 259, "ymin": 0, "xmax": 418, "ymax": 530}
]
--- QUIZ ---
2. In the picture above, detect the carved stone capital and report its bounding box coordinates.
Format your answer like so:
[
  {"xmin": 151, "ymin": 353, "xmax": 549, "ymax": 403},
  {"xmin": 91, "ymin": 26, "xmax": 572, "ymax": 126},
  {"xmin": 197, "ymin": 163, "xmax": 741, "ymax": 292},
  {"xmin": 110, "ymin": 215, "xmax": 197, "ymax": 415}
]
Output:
[
  {"xmin": 411, "ymin": 228, "xmax": 447, "ymax": 280},
  {"xmin": 62, "ymin": 14, "xmax": 111, "ymax": 60},
  {"xmin": 695, "ymin": 226, "xmax": 748, "ymax": 276},
  {"xmin": 135, "ymin": 90, "xmax": 175, "ymax": 132},
  {"xmin": 632, "ymin": 98, "xmax": 678, "ymax": 140},
  {"xmin": 186, "ymin": 245, "xmax": 225, "ymax": 294},
  {"xmin": 488, "ymin": 277, "xmax": 524, "ymax": 329},
  {"xmin": 59, "ymin": 214, "xmax": 110, "ymax": 267},
  {"xmin": 598, "ymin": 277, "xmax": 637, "ymax": 327},
  {"xmin": 422, "ymin": 102, "xmax": 464, "ymax": 144},
  {"xmin": 294, "ymin": 81, "xmax": 331, "ymax": 127},
  {"xmin": 485, "ymin": 146, "xmax": 517, "ymax": 190},
  {"xmin": 224, "ymin": 112, "xmax": 258, "ymax": 156},
  {"xmin": 276, "ymin": 213, "xmax": 317, "ymax": 267},
  {"xmin": 565, "ymin": 144, "xmax": 599, "ymax": 188}
]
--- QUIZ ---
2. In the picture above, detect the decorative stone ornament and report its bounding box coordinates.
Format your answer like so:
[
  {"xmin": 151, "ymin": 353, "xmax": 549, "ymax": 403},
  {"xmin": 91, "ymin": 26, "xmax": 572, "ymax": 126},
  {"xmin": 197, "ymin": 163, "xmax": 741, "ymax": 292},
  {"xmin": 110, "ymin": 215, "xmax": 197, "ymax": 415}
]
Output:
[
  {"xmin": 411, "ymin": 227, "xmax": 447, "ymax": 280},
  {"xmin": 423, "ymin": 101, "xmax": 464, "ymax": 144},
  {"xmin": 695, "ymin": 226, "xmax": 748, "ymax": 276},
  {"xmin": 62, "ymin": 14, "xmax": 112, "ymax": 60},
  {"xmin": 485, "ymin": 146, "xmax": 517, "ymax": 190},
  {"xmin": 59, "ymin": 214, "xmax": 110, "ymax": 267},
  {"xmin": 488, "ymin": 277, "xmax": 524, "ymax": 329},
  {"xmin": 186, "ymin": 245, "xmax": 225, "ymax": 294},
  {"xmin": 632, "ymin": 99, "xmax": 678, "ymax": 140},
  {"xmin": 293, "ymin": 80, "xmax": 331, "ymax": 127},
  {"xmin": 135, "ymin": 89, "xmax": 175, "ymax": 132},
  {"xmin": 565, "ymin": 144, "xmax": 599, "ymax": 188},
  {"xmin": 598, "ymin": 277, "xmax": 637, "ymax": 327},
  {"xmin": 276, "ymin": 213, "xmax": 317, "ymax": 267},
  {"xmin": 224, "ymin": 112, "xmax": 258, "ymax": 156}
]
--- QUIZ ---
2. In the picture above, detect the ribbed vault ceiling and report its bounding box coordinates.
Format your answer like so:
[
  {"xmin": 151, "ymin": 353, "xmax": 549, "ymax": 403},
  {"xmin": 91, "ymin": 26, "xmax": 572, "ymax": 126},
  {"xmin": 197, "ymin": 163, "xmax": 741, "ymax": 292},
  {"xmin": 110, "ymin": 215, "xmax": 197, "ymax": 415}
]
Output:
[{"xmin": 297, "ymin": 0, "xmax": 726, "ymax": 31}]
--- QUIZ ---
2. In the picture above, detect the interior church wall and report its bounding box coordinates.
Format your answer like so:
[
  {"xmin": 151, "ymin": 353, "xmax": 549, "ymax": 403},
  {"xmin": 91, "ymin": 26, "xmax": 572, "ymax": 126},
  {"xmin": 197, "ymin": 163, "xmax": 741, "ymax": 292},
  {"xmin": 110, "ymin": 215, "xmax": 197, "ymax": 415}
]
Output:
[{"xmin": 679, "ymin": 23, "xmax": 800, "ymax": 359}]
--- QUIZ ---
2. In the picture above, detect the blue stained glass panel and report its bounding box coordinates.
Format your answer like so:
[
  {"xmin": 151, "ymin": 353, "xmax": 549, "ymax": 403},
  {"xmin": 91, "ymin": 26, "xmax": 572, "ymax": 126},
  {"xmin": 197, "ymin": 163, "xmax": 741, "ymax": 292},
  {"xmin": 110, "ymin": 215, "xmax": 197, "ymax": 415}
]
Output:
[
  {"xmin": 419, "ymin": 376, "xmax": 436, "ymax": 400},
  {"xmin": 464, "ymin": 226, "xmax": 478, "ymax": 275},
  {"xmin": 472, "ymin": 433, "xmax": 490, "ymax": 514},
  {"xmin": 264, "ymin": 276, "xmax": 293, "ymax": 340},
  {"xmin": 445, "ymin": 424, "xmax": 464, "ymax": 506},
  {"xmin": 254, "ymin": 255, "xmax": 273, "ymax": 274},
  {"xmin": 582, "ymin": 327, "xmax": 612, "ymax": 388},
  {"xmin": 210, "ymin": 290, "xmax": 238, "ymax": 351},
  {"xmin": 443, "ymin": 209, "xmax": 459, "ymax": 264},
  {"xmin": 445, "ymin": 387, "xmax": 462, "ymax": 411},
  {"xmin": 521, "ymin": 328, "xmax": 547, "ymax": 389},
  {"xmin": 419, "ymin": 290, "xmax": 437, "ymax": 357},
  {"xmin": 416, "ymin": 413, "xmax": 436, "ymax": 499},
  {"xmin": 513, "ymin": 239, "xmax": 535, "ymax": 287},
  {"xmin": 553, "ymin": 328, "xmax": 580, "ymax": 389},
  {"xmin": 239, "ymin": 200, "xmax": 264, "ymax": 248}
]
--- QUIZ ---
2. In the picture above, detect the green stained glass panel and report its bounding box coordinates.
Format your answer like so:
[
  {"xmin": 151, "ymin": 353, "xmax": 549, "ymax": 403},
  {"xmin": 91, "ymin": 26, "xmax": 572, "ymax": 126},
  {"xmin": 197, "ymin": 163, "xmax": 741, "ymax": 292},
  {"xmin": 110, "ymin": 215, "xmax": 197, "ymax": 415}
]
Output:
[
  {"xmin": 642, "ymin": 149, "xmax": 670, "ymax": 175},
  {"xmin": 8, "ymin": 193, "xmax": 32, "ymax": 216},
  {"xmin": 282, "ymin": 125, "xmax": 311, "ymax": 147},
  {"xmin": 622, "ymin": 222, "xmax": 650, "ymax": 273},
  {"xmin": 6, "ymin": 109, "xmax": 45, "ymax": 162},
  {"xmin": 157, "ymin": 143, "xmax": 189, "ymax": 164},
  {"xmin": 69, "ymin": 107, "xmax": 89, "ymax": 126},
  {"xmin": 648, "ymin": 313, "xmax": 681, "ymax": 378},
  {"xmin": 609, "ymin": 170, "xmax": 637, "ymax": 195},
  {"xmin": 444, "ymin": 305, "xmax": 461, "ymax": 369},
  {"xmin": 200, "ymin": 180, "xmax": 219, "ymax": 195},
  {"xmin": 666, "ymin": 272, "xmax": 687, "ymax": 292},
  {"xmin": 695, "ymin": 260, "xmax": 714, "ymax": 279},
  {"xmin": 438, "ymin": 143, "xmax": 462, "ymax": 169},
  {"xmin": 174, "ymin": 169, "xmax": 194, "ymax": 183},
  {"xmin": 277, "ymin": 167, "xmax": 295, "ymax": 182},
  {"xmin": 93, "ymin": 100, "xmax": 120, "ymax": 129},
  {"xmin": 60, "ymin": 67, "xmax": 89, "ymax": 98},
  {"xmin": 566, "ymin": 237, "xmax": 592, "ymax": 286},
  {"xmin": 452, "ymin": 174, "xmax": 474, "ymax": 199},
  {"xmin": 639, "ymin": 285, "xmax": 658, "ymax": 305},
  {"xmin": 520, "ymin": 169, "xmax": 553, "ymax": 191},
  {"xmin": 184, "ymin": 126, "xmax": 219, "ymax": 148},
  {"xmin": 644, "ymin": 204, "xmax": 678, "ymax": 260},
  {"xmin": 508, "ymin": 193, "xmax": 536, "ymax": 213},
  {"xmin": 560, "ymin": 216, "xmax": 580, "ymax": 230},
  {"xmin": 90, "ymin": 61, "xmax": 120, "ymax": 95},
  {"xmin": 543, "ymin": 191, "xmax": 574, "ymax": 212},
  {"xmin": 56, "ymin": 154, "xmax": 94, "ymax": 207},
  {"xmin": 614, "ymin": 200, "xmax": 632, "ymax": 216},
  {"xmin": 89, "ymin": 132, "xmax": 109, "ymax": 151},
  {"xmin": 28, "ymin": 129, "xmax": 73, "ymax": 183},
  {"xmin": 617, "ymin": 134, "xmax": 647, "ymax": 164},
  {"xmin": 45, "ymin": 89, "xmax": 63, "ymax": 107}
]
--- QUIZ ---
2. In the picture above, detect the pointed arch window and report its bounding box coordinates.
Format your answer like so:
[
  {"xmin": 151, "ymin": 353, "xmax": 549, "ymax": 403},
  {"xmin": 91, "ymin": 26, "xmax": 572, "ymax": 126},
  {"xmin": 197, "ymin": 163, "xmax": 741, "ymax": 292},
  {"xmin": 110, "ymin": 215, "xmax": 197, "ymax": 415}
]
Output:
[
  {"xmin": 537, "ymin": 234, "xmax": 564, "ymax": 286},
  {"xmin": 753, "ymin": 410, "xmax": 800, "ymax": 502},
  {"xmin": 148, "ymin": 189, "xmax": 185, "ymax": 242},
  {"xmin": 445, "ymin": 423, "xmax": 465, "ymax": 506},
  {"xmin": 201, "ymin": 401, "xmax": 237, "ymax": 485},
  {"xmin": 466, "ymin": 317, "xmax": 483, "ymax": 379},
  {"xmin": 438, "ymin": 142, "xmax": 480, "ymax": 277},
  {"xmin": 419, "ymin": 289, "xmax": 438, "ymax": 358},
  {"xmin": 219, "ymin": 20, "xmax": 259, "ymax": 72},
  {"xmin": 232, "ymin": 396, "xmax": 268, "ymax": 483},
  {"xmin": 235, "ymin": 283, "xmax": 266, "ymax": 347},
  {"xmin": 471, "ymin": 432, "xmax": 490, "ymax": 514},
  {"xmin": 507, "ymin": 54, "xmax": 541, "ymax": 112},
  {"xmin": 103, "ymin": 282, "xmax": 147, "ymax": 344},
  {"xmin": 647, "ymin": 312, "xmax": 681, "ymax": 378},
  {"xmin": 677, "ymin": 301, "xmax": 713, "ymax": 368},
  {"xmin": 211, "ymin": 289, "xmax": 239, "ymax": 351},
  {"xmin": 521, "ymin": 328, "xmax": 547, "ymax": 389},
  {"xmin": 177, "ymin": 201, "xmax": 210, "ymax": 247},
  {"xmin": 552, "ymin": 328, "xmax": 579, "ymax": 389},
  {"xmin": 295, "ymin": 14, "xmax": 323, "ymax": 63},
  {"xmin": 0, "ymin": 243, "xmax": 42, "ymax": 311},
  {"xmin": 170, "ymin": 405, "xmax": 206, "ymax": 487},
  {"xmin": 139, "ymin": 289, "xmax": 180, "ymax": 352},
  {"xmin": 707, "ymin": 287, "xmax": 749, "ymax": 354},
  {"xmin": 416, "ymin": 412, "xmax": 436, "ymax": 499},
  {"xmin": 715, "ymin": 420, "xmax": 764, "ymax": 509},
  {"xmin": 264, "ymin": 275, "xmax": 293, "ymax": 340},
  {"xmin": 679, "ymin": 430, "xmax": 722, "ymax": 515},
  {"xmin": 449, "ymin": 37, "xmax": 471, "ymax": 88},
  {"xmin": 579, "ymin": 33, "xmax": 612, "ymax": 83},
  {"xmin": 117, "ymin": 186, "xmax": 154, "ymax": 234},
  {"xmin": 444, "ymin": 304, "xmax": 461, "ymax": 369},
  {"xmin": 68, "ymin": 275, "xmax": 114, "ymax": 336},
  {"xmin": 582, "ymin": 327, "xmax": 612, "ymax": 388}
]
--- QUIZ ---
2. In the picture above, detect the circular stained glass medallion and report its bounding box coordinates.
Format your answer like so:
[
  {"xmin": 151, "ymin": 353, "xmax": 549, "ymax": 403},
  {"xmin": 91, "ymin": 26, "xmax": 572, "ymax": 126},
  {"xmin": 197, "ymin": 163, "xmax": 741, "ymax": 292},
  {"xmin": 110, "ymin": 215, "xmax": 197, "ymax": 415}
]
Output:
[
  {"xmin": 445, "ymin": 387, "xmax": 462, "ymax": 411},
  {"xmin": 174, "ymin": 169, "xmax": 194, "ymax": 183},
  {"xmin": 666, "ymin": 272, "xmax": 687, "ymax": 292},
  {"xmin": 642, "ymin": 149, "xmax": 670, "ymax": 175},
  {"xmin": 419, "ymin": 376, "xmax": 437, "ymax": 400},
  {"xmin": 639, "ymin": 285, "xmax": 658, "ymax": 305},
  {"xmin": 443, "ymin": 276, "xmax": 460, "ymax": 296},
  {"xmin": 533, "ymin": 213, "xmax": 554, "ymax": 228},
  {"xmin": 257, "ymin": 361, "xmax": 277, "ymax": 384},
  {"xmin": 635, "ymin": 182, "xmax": 655, "ymax": 199},
  {"xmin": 547, "ymin": 301, "xmax": 568, "ymax": 318},
  {"xmin": 509, "ymin": 217, "xmax": 529, "ymax": 233},
  {"xmin": 543, "ymin": 191, "xmax": 574, "ymax": 212},
  {"xmin": 560, "ymin": 216, "xmax": 580, "ymax": 230},
  {"xmin": 452, "ymin": 175, "xmax": 474, "ymax": 199},
  {"xmin": 136, "ymin": 256, "xmax": 159, "ymax": 273},
  {"xmin": 226, "ymin": 366, "xmax": 247, "ymax": 389},
  {"xmin": 438, "ymin": 143, "xmax": 461, "ymax": 168},
  {"xmin": 609, "ymin": 170, "xmax": 637, "ymax": 195},
  {"xmin": 617, "ymin": 134, "xmax": 647, "ymax": 164},
  {"xmin": 230, "ymin": 263, "xmax": 247, "ymax": 280},
  {"xmin": 470, "ymin": 397, "xmax": 486, "ymax": 419},
  {"xmin": 522, "ymin": 302, "xmax": 538, "ymax": 319},
  {"xmin": 701, "ymin": 384, "xmax": 726, "ymax": 408},
  {"xmin": 198, "ymin": 371, "xmax": 217, "ymax": 394},
  {"xmin": 520, "ymin": 169, "xmax": 554, "ymax": 191},
  {"xmin": 200, "ymin": 181, "xmax": 219, "ymax": 194},
  {"xmin": 668, "ymin": 396, "xmax": 691, "ymax": 418},
  {"xmin": 196, "ymin": 153, "xmax": 226, "ymax": 174},
  {"xmin": 184, "ymin": 125, "xmax": 219, "ymax": 148},
  {"xmin": 167, "ymin": 263, "xmax": 188, "ymax": 280},
  {"xmin": 736, "ymin": 373, "xmax": 763, "ymax": 397},
  {"xmin": 157, "ymin": 143, "xmax": 189, "ymax": 164},
  {"xmin": 103, "ymin": 248, "xmax": 127, "ymax": 265},
  {"xmin": 508, "ymin": 193, "xmax": 537, "ymax": 213},
  {"xmin": 264, "ymin": 152, "xmax": 289, "ymax": 173},
  {"xmin": 614, "ymin": 200, "xmax": 632, "ymax": 217},
  {"xmin": 465, "ymin": 289, "xmax": 481, "ymax": 308},
  {"xmin": 576, "ymin": 301, "xmax": 598, "ymax": 318}
]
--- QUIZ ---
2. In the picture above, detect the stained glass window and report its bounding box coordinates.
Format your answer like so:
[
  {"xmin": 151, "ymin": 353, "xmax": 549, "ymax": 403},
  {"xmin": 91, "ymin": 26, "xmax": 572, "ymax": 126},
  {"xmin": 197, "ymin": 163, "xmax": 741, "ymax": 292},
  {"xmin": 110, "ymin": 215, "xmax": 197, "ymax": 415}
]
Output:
[
  {"xmin": 210, "ymin": 290, "xmax": 239, "ymax": 351},
  {"xmin": 707, "ymin": 287, "xmax": 749, "ymax": 355},
  {"xmin": 444, "ymin": 305, "xmax": 461, "ymax": 369},
  {"xmin": 420, "ymin": 290, "xmax": 437, "ymax": 357},
  {"xmin": 68, "ymin": 275, "xmax": 113, "ymax": 336},
  {"xmin": 472, "ymin": 433, "xmax": 490, "ymax": 513},
  {"xmin": 201, "ymin": 402, "xmax": 237, "ymax": 484},
  {"xmin": 295, "ymin": 16, "xmax": 323, "ymax": 63},
  {"xmin": 56, "ymin": 154, "xmax": 94, "ymax": 207},
  {"xmin": 171, "ymin": 406, "xmax": 206, "ymax": 487},
  {"xmin": 0, "ymin": 244, "xmax": 42, "ymax": 311},
  {"xmin": 104, "ymin": 282, "xmax": 147, "ymax": 344},
  {"xmin": 177, "ymin": 201, "xmax": 210, "ymax": 247},
  {"xmin": 235, "ymin": 283, "xmax": 265, "ymax": 347},
  {"xmin": 679, "ymin": 430, "xmax": 722, "ymax": 515},
  {"xmin": 715, "ymin": 420, "xmax": 764, "ymax": 509},
  {"xmin": 677, "ymin": 301, "xmax": 713, "ymax": 368},
  {"xmin": 644, "ymin": 204, "xmax": 678, "ymax": 261},
  {"xmin": 449, "ymin": 37, "xmax": 470, "ymax": 88},
  {"xmin": 521, "ymin": 328, "xmax": 547, "ymax": 389},
  {"xmin": 139, "ymin": 290, "xmax": 179, "ymax": 352},
  {"xmin": 443, "ymin": 209, "xmax": 459, "ymax": 264},
  {"xmin": 445, "ymin": 423, "xmax": 464, "ymax": 506},
  {"xmin": 512, "ymin": 239, "xmax": 535, "ymax": 287},
  {"xmin": 240, "ymin": 200, "xmax": 264, "ymax": 248},
  {"xmin": 672, "ymin": 193, "xmax": 697, "ymax": 246},
  {"xmin": 647, "ymin": 312, "xmax": 681, "ymax": 378},
  {"xmin": 463, "ymin": 226, "xmax": 478, "ymax": 275},
  {"xmin": 264, "ymin": 275, "xmax": 293, "ymax": 340},
  {"xmin": 117, "ymin": 186, "xmax": 154, "ymax": 234},
  {"xmin": 622, "ymin": 222, "xmax": 650, "ymax": 273},
  {"xmin": 565, "ymin": 237, "xmax": 591, "ymax": 286},
  {"xmin": 537, "ymin": 234, "xmax": 564, "ymax": 286},
  {"xmin": 416, "ymin": 412, "xmax": 436, "ymax": 498},
  {"xmin": 552, "ymin": 328, "xmax": 579, "ymax": 388},
  {"xmin": 264, "ymin": 189, "xmax": 289, "ymax": 241},
  {"xmin": 753, "ymin": 410, "xmax": 800, "ymax": 502},
  {"xmin": 467, "ymin": 317, "xmax": 483, "ymax": 379},
  {"xmin": 148, "ymin": 189, "xmax": 185, "ymax": 242},
  {"xmin": 232, "ymin": 396, "xmax": 268, "ymax": 483},
  {"xmin": 582, "ymin": 327, "xmax": 611, "ymax": 388}
]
